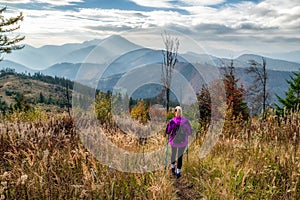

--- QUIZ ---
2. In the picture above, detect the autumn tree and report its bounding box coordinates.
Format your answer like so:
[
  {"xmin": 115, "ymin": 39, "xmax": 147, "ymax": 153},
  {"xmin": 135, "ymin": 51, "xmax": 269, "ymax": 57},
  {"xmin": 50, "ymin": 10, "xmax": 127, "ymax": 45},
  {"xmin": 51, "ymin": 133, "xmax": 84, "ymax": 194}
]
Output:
[
  {"xmin": 0, "ymin": 6, "xmax": 25, "ymax": 60},
  {"xmin": 95, "ymin": 91, "xmax": 112, "ymax": 125},
  {"xmin": 246, "ymin": 57, "xmax": 270, "ymax": 118},
  {"xmin": 161, "ymin": 32, "xmax": 179, "ymax": 113},
  {"xmin": 223, "ymin": 60, "xmax": 248, "ymax": 119},
  {"xmin": 130, "ymin": 99, "xmax": 149, "ymax": 124},
  {"xmin": 276, "ymin": 70, "xmax": 300, "ymax": 115}
]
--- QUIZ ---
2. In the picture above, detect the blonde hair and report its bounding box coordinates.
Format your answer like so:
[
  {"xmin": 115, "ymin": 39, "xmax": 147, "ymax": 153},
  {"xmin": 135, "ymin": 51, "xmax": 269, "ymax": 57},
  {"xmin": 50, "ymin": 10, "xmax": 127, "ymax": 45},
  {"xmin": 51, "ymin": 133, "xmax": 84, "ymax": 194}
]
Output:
[{"xmin": 174, "ymin": 106, "xmax": 182, "ymax": 117}]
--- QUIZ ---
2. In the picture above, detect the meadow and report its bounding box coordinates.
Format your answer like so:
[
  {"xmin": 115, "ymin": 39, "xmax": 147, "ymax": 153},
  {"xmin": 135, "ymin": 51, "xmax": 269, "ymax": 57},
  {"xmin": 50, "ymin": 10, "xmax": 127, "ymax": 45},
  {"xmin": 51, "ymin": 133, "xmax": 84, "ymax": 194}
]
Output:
[{"xmin": 0, "ymin": 109, "xmax": 299, "ymax": 199}]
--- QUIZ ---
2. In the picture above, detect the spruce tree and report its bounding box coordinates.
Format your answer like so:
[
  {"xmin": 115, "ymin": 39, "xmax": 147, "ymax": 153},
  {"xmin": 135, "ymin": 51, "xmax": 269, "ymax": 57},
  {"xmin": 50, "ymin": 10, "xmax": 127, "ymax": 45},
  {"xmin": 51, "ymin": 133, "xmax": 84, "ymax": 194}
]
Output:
[
  {"xmin": 197, "ymin": 85, "xmax": 211, "ymax": 124},
  {"xmin": 276, "ymin": 71, "xmax": 300, "ymax": 114},
  {"xmin": 0, "ymin": 6, "xmax": 25, "ymax": 60}
]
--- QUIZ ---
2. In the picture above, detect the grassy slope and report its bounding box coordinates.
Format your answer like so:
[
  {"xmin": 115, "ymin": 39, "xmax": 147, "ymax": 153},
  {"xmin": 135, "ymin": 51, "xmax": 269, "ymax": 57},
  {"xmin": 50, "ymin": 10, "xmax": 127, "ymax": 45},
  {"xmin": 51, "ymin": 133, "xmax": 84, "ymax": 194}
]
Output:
[
  {"xmin": 0, "ymin": 111, "xmax": 299, "ymax": 199},
  {"xmin": 0, "ymin": 73, "xmax": 299, "ymax": 199},
  {"xmin": 0, "ymin": 74, "xmax": 69, "ymax": 112}
]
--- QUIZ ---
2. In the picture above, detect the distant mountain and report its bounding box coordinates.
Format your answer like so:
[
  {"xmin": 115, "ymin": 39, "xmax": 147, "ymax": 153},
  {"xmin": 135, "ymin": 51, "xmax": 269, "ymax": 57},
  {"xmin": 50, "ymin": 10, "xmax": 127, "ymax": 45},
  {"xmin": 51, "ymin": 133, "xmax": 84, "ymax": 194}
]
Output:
[
  {"xmin": 0, "ymin": 60, "xmax": 36, "ymax": 74},
  {"xmin": 89, "ymin": 49, "xmax": 295, "ymax": 106},
  {"xmin": 182, "ymin": 52, "xmax": 300, "ymax": 72},
  {"xmin": 99, "ymin": 34, "xmax": 142, "ymax": 56},
  {"xmin": 4, "ymin": 42, "xmax": 95, "ymax": 70},
  {"xmin": 41, "ymin": 63, "xmax": 81, "ymax": 79},
  {"xmin": 266, "ymin": 50, "xmax": 300, "ymax": 64},
  {"xmin": 3, "ymin": 35, "xmax": 142, "ymax": 70},
  {"xmin": 56, "ymin": 35, "xmax": 142, "ymax": 65},
  {"xmin": 41, "ymin": 62, "xmax": 106, "ymax": 81},
  {"xmin": 1, "ymin": 34, "xmax": 299, "ymax": 107},
  {"xmin": 97, "ymin": 63, "xmax": 294, "ymax": 105},
  {"xmin": 57, "ymin": 46, "xmax": 99, "ymax": 64},
  {"xmin": 234, "ymin": 67, "xmax": 293, "ymax": 105},
  {"xmin": 235, "ymin": 54, "xmax": 300, "ymax": 71},
  {"xmin": 3, "ymin": 34, "xmax": 299, "ymax": 73}
]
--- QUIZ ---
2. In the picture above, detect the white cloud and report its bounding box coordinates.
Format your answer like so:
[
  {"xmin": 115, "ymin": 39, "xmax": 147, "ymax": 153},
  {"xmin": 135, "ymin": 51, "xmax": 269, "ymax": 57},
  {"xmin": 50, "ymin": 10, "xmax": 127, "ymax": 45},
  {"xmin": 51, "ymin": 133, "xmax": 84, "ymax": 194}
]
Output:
[
  {"xmin": 179, "ymin": 0, "xmax": 226, "ymax": 6},
  {"xmin": 12, "ymin": 0, "xmax": 300, "ymax": 53},
  {"xmin": 35, "ymin": 0, "xmax": 84, "ymax": 6},
  {"xmin": 0, "ymin": 0, "xmax": 84, "ymax": 6},
  {"xmin": 127, "ymin": 0, "xmax": 173, "ymax": 8},
  {"xmin": 0, "ymin": 0, "xmax": 31, "ymax": 3},
  {"xmin": 128, "ymin": 0, "xmax": 226, "ymax": 9}
]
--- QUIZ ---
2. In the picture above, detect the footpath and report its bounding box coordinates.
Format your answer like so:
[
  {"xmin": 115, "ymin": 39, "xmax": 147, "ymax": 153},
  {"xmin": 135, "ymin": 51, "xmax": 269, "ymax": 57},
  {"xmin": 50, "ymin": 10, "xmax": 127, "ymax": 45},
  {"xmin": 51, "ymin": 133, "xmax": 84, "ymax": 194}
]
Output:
[{"xmin": 170, "ymin": 172, "xmax": 204, "ymax": 200}]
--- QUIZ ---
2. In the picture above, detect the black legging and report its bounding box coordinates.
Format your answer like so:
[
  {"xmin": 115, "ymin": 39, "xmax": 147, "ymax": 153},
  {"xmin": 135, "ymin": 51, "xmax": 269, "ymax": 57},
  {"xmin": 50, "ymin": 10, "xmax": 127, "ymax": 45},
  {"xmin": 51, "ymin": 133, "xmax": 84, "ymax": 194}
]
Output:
[{"xmin": 171, "ymin": 146, "xmax": 186, "ymax": 169}]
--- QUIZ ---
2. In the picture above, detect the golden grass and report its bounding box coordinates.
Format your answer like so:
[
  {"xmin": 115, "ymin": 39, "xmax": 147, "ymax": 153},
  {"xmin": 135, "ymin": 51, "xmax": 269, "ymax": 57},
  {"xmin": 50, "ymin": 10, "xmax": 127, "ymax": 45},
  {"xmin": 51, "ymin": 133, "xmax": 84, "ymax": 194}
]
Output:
[{"xmin": 0, "ymin": 110, "xmax": 299, "ymax": 199}]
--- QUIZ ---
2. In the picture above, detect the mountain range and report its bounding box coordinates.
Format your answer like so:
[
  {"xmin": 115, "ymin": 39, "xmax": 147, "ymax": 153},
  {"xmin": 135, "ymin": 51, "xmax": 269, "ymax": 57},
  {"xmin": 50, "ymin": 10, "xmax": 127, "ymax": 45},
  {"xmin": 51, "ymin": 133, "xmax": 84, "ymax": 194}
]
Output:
[{"xmin": 0, "ymin": 35, "xmax": 299, "ymax": 105}]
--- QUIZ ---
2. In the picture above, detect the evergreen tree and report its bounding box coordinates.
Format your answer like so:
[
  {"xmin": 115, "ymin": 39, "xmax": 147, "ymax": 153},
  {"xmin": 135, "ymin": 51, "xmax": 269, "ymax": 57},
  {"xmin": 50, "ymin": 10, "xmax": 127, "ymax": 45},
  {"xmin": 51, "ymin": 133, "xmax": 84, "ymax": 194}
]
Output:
[
  {"xmin": 0, "ymin": 6, "xmax": 25, "ymax": 60},
  {"xmin": 276, "ymin": 70, "xmax": 300, "ymax": 114},
  {"xmin": 0, "ymin": 99, "xmax": 8, "ymax": 116},
  {"xmin": 197, "ymin": 85, "xmax": 211, "ymax": 124},
  {"xmin": 39, "ymin": 92, "xmax": 45, "ymax": 103}
]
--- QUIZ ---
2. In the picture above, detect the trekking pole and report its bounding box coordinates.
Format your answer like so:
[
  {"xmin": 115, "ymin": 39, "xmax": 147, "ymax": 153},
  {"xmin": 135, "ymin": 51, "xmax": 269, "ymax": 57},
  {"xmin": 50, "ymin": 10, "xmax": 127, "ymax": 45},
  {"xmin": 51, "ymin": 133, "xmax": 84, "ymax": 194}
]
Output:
[
  {"xmin": 186, "ymin": 142, "xmax": 189, "ymax": 173},
  {"xmin": 164, "ymin": 134, "xmax": 170, "ymax": 171}
]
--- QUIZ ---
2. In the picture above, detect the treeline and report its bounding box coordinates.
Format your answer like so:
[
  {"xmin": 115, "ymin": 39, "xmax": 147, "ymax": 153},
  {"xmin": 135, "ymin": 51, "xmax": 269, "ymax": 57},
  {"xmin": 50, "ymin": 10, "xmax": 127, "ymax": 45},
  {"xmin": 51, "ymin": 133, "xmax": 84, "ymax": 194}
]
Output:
[
  {"xmin": 0, "ymin": 68, "xmax": 72, "ymax": 116},
  {"xmin": 0, "ymin": 68, "xmax": 73, "ymax": 89},
  {"xmin": 197, "ymin": 60, "xmax": 300, "ymax": 125},
  {"xmin": 94, "ymin": 59, "xmax": 300, "ymax": 130}
]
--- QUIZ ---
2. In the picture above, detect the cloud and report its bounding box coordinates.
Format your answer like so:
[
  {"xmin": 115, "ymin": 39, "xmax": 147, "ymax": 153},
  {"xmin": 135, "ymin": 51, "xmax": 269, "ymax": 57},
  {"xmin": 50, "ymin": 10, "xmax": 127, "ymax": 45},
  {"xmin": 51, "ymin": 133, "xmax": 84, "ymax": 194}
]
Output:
[
  {"xmin": 180, "ymin": 0, "xmax": 226, "ymax": 6},
  {"xmin": 0, "ymin": 0, "xmax": 84, "ymax": 6},
  {"xmin": 0, "ymin": 0, "xmax": 31, "ymax": 3},
  {"xmin": 36, "ymin": 0, "xmax": 84, "ymax": 6},
  {"xmin": 8, "ymin": 0, "xmax": 300, "ymax": 54},
  {"xmin": 128, "ymin": 0, "xmax": 226, "ymax": 9},
  {"xmin": 126, "ymin": 0, "xmax": 174, "ymax": 8}
]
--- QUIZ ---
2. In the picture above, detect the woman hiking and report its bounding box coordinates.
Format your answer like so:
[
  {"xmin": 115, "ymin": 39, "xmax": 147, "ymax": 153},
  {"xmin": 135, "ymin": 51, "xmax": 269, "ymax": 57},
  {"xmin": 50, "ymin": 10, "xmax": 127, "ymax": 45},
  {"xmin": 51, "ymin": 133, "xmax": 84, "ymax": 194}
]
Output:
[{"xmin": 165, "ymin": 106, "xmax": 192, "ymax": 178}]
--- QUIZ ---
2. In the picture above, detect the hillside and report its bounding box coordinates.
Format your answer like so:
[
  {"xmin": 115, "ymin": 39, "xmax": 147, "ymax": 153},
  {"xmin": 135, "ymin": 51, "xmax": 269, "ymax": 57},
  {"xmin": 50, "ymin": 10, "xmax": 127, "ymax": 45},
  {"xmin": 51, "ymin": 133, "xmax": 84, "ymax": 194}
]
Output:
[{"xmin": 0, "ymin": 70, "xmax": 72, "ymax": 113}]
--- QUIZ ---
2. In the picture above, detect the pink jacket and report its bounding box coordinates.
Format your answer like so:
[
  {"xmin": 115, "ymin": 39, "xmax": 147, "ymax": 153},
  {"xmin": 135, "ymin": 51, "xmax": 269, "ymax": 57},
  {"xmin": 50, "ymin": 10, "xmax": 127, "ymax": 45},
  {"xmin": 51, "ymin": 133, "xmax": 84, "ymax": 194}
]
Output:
[{"xmin": 165, "ymin": 116, "xmax": 192, "ymax": 148}]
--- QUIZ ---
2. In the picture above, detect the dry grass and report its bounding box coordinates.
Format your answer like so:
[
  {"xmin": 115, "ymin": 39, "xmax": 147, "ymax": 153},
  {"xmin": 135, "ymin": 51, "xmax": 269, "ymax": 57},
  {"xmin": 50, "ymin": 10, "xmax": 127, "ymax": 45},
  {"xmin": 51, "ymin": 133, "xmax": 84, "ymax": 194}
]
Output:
[
  {"xmin": 187, "ymin": 111, "xmax": 300, "ymax": 199},
  {"xmin": 0, "ymin": 113, "xmax": 175, "ymax": 199},
  {"xmin": 0, "ymin": 110, "xmax": 299, "ymax": 199}
]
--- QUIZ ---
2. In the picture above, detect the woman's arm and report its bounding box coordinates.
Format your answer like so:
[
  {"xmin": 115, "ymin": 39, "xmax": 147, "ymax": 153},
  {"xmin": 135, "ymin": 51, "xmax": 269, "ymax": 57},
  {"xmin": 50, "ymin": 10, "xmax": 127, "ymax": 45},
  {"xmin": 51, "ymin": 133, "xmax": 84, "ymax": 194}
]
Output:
[
  {"xmin": 185, "ymin": 120, "xmax": 192, "ymax": 136},
  {"xmin": 165, "ymin": 120, "xmax": 175, "ymax": 135}
]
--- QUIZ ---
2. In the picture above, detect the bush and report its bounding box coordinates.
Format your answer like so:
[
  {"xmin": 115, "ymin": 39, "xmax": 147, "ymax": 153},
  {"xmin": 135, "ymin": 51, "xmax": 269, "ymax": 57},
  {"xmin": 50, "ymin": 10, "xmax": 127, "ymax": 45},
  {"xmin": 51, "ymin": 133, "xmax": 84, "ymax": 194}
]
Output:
[{"xmin": 130, "ymin": 100, "xmax": 149, "ymax": 124}]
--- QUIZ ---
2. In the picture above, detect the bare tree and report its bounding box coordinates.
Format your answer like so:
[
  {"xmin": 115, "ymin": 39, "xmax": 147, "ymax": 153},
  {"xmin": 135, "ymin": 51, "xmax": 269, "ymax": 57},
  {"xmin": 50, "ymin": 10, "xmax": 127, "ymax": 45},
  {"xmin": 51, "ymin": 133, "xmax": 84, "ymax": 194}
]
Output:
[
  {"xmin": 161, "ymin": 32, "xmax": 179, "ymax": 113},
  {"xmin": 246, "ymin": 57, "xmax": 269, "ymax": 118}
]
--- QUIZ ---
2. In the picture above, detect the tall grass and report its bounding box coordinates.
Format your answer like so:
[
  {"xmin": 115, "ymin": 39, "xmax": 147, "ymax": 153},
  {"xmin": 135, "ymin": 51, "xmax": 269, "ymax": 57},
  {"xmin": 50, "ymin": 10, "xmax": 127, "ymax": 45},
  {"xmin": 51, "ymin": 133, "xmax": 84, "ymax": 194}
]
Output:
[
  {"xmin": 0, "ymin": 113, "xmax": 175, "ymax": 199},
  {"xmin": 187, "ymin": 111, "xmax": 299, "ymax": 199},
  {"xmin": 0, "ymin": 109, "xmax": 299, "ymax": 199}
]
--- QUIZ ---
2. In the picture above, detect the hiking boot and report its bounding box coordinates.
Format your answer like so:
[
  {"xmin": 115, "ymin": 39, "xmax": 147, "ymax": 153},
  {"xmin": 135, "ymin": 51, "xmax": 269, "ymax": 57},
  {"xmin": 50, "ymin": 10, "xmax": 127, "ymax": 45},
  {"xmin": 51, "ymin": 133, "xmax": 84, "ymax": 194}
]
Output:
[
  {"xmin": 171, "ymin": 168, "xmax": 176, "ymax": 176},
  {"xmin": 176, "ymin": 173, "xmax": 181, "ymax": 179}
]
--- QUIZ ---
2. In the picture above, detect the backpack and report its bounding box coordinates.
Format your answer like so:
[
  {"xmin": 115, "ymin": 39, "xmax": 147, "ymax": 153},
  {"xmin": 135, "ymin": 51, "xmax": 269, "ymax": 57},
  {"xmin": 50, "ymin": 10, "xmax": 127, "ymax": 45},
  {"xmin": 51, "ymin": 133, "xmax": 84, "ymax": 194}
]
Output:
[{"xmin": 172, "ymin": 124, "xmax": 186, "ymax": 144}]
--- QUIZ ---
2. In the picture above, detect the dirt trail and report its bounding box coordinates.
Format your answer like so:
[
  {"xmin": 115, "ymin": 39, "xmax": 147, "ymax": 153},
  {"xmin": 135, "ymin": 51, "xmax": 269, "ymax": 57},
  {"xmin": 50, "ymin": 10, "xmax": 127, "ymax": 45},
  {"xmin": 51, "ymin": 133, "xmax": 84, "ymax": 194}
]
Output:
[{"xmin": 170, "ymin": 173, "xmax": 204, "ymax": 200}]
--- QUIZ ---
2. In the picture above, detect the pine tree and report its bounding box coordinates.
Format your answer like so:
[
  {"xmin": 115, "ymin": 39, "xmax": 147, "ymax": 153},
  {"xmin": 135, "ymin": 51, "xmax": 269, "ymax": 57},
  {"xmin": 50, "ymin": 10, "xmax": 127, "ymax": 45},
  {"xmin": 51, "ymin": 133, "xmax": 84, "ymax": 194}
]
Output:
[
  {"xmin": 276, "ymin": 70, "xmax": 300, "ymax": 114},
  {"xmin": 39, "ymin": 92, "xmax": 45, "ymax": 103},
  {"xmin": 197, "ymin": 85, "xmax": 211, "ymax": 124},
  {"xmin": 0, "ymin": 6, "xmax": 25, "ymax": 60}
]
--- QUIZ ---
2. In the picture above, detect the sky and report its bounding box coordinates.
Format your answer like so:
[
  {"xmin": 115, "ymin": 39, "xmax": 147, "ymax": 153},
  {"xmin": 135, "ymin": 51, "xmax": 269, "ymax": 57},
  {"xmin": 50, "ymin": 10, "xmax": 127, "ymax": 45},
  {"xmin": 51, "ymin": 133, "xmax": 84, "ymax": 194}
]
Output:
[{"xmin": 1, "ymin": 0, "xmax": 300, "ymax": 57}]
